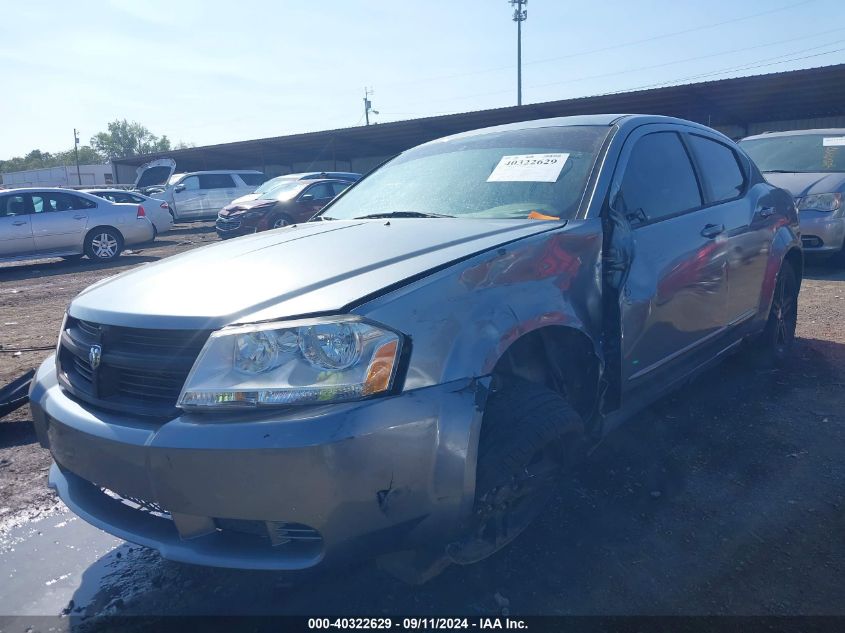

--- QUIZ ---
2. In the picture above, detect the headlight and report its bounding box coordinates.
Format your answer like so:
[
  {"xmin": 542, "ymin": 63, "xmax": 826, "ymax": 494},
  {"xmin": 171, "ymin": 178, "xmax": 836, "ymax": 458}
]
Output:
[
  {"xmin": 178, "ymin": 316, "xmax": 402, "ymax": 409},
  {"xmin": 243, "ymin": 210, "xmax": 265, "ymax": 220},
  {"xmin": 798, "ymin": 193, "xmax": 842, "ymax": 212}
]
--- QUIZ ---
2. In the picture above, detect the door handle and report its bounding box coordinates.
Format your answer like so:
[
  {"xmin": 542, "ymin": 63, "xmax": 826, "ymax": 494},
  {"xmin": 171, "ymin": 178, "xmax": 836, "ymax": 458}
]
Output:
[
  {"xmin": 757, "ymin": 206, "xmax": 776, "ymax": 218},
  {"xmin": 700, "ymin": 223, "xmax": 725, "ymax": 239},
  {"xmin": 12, "ymin": 220, "xmax": 27, "ymax": 226},
  {"xmin": 73, "ymin": 215, "xmax": 86, "ymax": 220}
]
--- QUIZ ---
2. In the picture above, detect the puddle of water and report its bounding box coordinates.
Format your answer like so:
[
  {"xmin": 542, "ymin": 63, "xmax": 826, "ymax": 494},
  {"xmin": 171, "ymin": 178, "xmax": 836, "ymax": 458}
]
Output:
[{"xmin": 0, "ymin": 508, "xmax": 123, "ymax": 616}]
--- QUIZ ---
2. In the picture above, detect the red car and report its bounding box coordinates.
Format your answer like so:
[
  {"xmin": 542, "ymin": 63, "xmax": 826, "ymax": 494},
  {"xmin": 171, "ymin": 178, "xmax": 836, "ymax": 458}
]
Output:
[{"xmin": 216, "ymin": 178, "xmax": 352, "ymax": 239}]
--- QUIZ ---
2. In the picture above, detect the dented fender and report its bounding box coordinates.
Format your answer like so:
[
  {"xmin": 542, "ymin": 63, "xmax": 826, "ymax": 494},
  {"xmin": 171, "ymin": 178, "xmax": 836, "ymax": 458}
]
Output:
[{"xmin": 355, "ymin": 219, "xmax": 606, "ymax": 391}]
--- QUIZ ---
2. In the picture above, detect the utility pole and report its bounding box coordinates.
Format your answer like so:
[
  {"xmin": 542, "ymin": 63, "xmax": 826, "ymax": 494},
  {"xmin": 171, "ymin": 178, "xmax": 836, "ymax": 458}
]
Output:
[
  {"xmin": 363, "ymin": 87, "xmax": 378, "ymax": 125},
  {"xmin": 510, "ymin": 0, "xmax": 527, "ymax": 106},
  {"xmin": 73, "ymin": 128, "xmax": 82, "ymax": 185}
]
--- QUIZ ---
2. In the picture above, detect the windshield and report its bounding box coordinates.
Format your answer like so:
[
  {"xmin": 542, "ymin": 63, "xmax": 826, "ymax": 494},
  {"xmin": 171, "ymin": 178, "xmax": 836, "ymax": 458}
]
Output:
[
  {"xmin": 322, "ymin": 125, "xmax": 609, "ymax": 221},
  {"xmin": 254, "ymin": 176, "xmax": 291, "ymax": 195},
  {"xmin": 740, "ymin": 133, "xmax": 845, "ymax": 173},
  {"xmin": 259, "ymin": 181, "xmax": 306, "ymax": 201}
]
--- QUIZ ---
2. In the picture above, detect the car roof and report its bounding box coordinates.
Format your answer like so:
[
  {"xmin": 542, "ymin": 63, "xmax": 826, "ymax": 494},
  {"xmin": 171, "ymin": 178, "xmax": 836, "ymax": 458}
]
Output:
[
  {"xmin": 740, "ymin": 128, "xmax": 845, "ymax": 141},
  {"xmin": 172, "ymin": 170, "xmax": 263, "ymax": 177},
  {"xmin": 0, "ymin": 187, "xmax": 98, "ymax": 194},
  {"xmin": 420, "ymin": 114, "xmax": 725, "ymax": 145}
]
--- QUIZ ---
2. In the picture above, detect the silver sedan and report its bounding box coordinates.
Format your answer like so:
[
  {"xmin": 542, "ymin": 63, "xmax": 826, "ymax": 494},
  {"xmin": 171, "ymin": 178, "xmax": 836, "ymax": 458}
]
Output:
[{"xmin": 0, "ymin": 188, "xmax": 155, "ymax": 263}]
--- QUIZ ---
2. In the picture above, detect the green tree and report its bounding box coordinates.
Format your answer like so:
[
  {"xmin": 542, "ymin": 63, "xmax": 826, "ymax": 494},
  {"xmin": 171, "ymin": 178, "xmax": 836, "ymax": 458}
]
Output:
[
  {"xmin": 0, "ymin": 146, "xmax": 105, "ymax": 174},
  {"xmin": 90, "ymin": 119, "xmax": 171, "ymax": 160}
]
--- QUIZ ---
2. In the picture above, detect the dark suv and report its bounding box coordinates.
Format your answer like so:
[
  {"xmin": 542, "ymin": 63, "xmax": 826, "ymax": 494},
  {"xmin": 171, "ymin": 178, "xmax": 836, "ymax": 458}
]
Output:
[
  {"xmin": 30, "ymin": 114, "xmax": 800, "ymax": 582},
  {"xmin": 216, "ymin": 178, "xmax": 352, "ymax": 239}
]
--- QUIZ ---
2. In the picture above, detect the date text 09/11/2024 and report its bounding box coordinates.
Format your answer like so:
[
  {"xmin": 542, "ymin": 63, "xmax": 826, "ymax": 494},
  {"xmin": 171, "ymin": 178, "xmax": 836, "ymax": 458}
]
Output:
[{"xmin": 307, "ymin": 618, "xmax": 528, "ymax": 630}]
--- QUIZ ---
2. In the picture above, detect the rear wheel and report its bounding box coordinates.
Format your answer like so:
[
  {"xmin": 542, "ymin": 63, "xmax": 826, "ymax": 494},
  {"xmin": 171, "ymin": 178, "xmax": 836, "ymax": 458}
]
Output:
[
  {"xmin": 447, "ymin": 379, "xmax": 584, "ymax": 565},
  {"xmin": 84, "ymin": 228, "xmax": 123, "ymax": 262},
  {"xmin": 753, "ymin": 264, "xmax": 798, "ymax": 365}
]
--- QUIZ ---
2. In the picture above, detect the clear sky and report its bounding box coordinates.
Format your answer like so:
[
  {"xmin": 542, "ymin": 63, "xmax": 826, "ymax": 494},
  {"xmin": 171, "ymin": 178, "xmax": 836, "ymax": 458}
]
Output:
[{"xmin": 2, "ymin": 0, "xmax": 844, "ymax": 158}]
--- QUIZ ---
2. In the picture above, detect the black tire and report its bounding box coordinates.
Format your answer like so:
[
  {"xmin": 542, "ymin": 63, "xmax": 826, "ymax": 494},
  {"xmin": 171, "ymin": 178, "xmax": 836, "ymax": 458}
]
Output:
[
  {"xmin": 84, "ymin": 228, "xmax": 123, "ymax": 262},
  {"xmin": 447, "ymin": 379, "xmax": 584, "ymax": 565},
  {"xmin": 753, "ymin": 264, "xmax": 798, "ymax": 365},
  {"xmin": 270, "ymin": 214, "xmax": 292, "ymax": 230}
]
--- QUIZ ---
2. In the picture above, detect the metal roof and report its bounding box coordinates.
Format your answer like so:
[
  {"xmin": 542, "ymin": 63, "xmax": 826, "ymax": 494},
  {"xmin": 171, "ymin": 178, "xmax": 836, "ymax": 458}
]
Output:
[{"xmin": 113, "ymin": 63, "xmax": 845, "ymax": 172}]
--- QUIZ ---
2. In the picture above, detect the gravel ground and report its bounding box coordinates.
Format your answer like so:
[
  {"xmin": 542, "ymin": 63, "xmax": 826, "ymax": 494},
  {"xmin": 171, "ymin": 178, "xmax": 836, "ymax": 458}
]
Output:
[{"xmin": 0, "ymin": 227, "xmax": 843, "ymax": 618}]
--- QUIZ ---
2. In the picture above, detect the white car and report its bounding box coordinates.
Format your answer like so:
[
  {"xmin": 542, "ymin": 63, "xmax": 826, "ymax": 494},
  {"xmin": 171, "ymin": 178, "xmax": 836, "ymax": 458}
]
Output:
[
  {"xmin": 0, "ymin": 188, "xmax": 154, "ymax": 263},
  {"xmin": 84, "ymin": 189, "xmax": 173, "ymax": 236},
  {"xmin": 133, "ymin": 159, "xmax": 265, "ymax": 220}
]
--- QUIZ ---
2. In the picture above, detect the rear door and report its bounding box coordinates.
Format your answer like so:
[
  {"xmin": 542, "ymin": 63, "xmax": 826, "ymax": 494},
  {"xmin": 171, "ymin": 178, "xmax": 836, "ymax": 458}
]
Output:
[
  {"xmin": 613, "ymin": 126, "xmax": 729, "ymax": 394},
  {"xmin": 685, "ymin": 132, "xmax": 774, "ymax": 326},
  {"xmin": 30, "ymin": 191, "xmax": 94, "ymax": 254},
  {"xmin": 0, "ymin": 193, "xmax": 34, "ymax": 257}
]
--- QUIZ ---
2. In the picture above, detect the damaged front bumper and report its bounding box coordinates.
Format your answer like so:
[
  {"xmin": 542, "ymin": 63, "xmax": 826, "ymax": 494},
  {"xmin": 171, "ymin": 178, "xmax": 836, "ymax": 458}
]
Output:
[{"xmin": 30, "ymin": 355, "xmax": 487, "ymax": 570}]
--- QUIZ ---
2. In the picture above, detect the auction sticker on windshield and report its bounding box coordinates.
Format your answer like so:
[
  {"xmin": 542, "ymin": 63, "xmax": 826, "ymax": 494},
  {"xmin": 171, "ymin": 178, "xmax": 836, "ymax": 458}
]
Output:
[
  {"xmin": 487, "ymin": 153, "xmax": 569, "ymax": 182},
  {"xmin": 822, "ymin": 137, "xmax": 845, "ymax": 146}
]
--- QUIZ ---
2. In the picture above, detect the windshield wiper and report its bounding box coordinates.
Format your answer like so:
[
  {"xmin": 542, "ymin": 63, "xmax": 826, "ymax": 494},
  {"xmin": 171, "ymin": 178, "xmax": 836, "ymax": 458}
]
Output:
[
  {"xmin": 352, "ymin": 211, "xmax": 456, "ymax": 219},
  {"xmin": 763, "ymin": 169, "xmax": 803, "ymax": 173}
]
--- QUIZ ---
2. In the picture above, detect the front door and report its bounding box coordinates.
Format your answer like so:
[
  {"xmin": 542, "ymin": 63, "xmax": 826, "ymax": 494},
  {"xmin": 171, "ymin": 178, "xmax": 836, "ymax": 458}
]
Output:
[
  {"xmin": 29, "ymin": 191, "xmax": 91, "ymax": 254},
  {"xmin": 172, "ymin": 175, "xmax": 205, "ymax": 218},
  {"xmin": 614, "ymin": 128, "xmax": 729, "ymax": 393},
  {"xmin": 0, "ymin": 193, "xmax": 34, "ymax": 257},
  {"xmin": 297, "ymin": 182, "xmax": 337, "ymax": 220}
]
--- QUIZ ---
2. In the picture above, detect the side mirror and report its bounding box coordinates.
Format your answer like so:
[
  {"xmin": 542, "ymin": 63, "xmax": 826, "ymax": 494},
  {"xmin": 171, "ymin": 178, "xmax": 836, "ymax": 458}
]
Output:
[
  {"xmin": 174, "ymin": 184, "xmax": 186, "ymax": 193},
  {"xmin": 300, "ymin": 193, "xmax": 314, "ymax": 202}
]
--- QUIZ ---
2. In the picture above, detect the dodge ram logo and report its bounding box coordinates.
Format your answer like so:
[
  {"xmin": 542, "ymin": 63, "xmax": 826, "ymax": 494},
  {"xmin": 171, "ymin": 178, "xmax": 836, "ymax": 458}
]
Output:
[{"xmin": 88, "ymin": 345, "xmax": 102, "ymax": 370}]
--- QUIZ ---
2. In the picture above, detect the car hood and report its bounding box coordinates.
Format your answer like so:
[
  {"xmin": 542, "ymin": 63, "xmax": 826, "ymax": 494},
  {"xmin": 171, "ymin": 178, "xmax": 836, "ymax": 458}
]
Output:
[
  {"xmin": 229, "ymin": 192, "xmax": 261, "ymax": 206},
  {"xmin": 134, "ymin": 158, "xmax": 177, "ymax": 189},
  {"xmin": 220, "ymin": 199, "xmax": 276, "ymax": 214},
  {"xmin": 763, "ymin": 171, "xmax": 845, "ymax": 198},
  {"xmin": 69, "ymin": 218, "xmax": 564, "ymax": 329}
]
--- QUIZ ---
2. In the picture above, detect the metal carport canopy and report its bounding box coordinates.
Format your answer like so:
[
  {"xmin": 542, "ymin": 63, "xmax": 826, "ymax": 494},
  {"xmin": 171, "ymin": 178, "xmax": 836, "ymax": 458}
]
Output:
[{"xmin": 113, "ymin": 63, "xmax": 845, "ymax": 174}]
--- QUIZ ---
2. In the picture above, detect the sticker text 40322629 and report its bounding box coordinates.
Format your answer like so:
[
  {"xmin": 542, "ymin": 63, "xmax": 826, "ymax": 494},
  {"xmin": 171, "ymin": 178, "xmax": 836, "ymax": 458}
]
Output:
[{"xmin": 487, "ymin": 153, "xmax": 569, "ymax": 183}]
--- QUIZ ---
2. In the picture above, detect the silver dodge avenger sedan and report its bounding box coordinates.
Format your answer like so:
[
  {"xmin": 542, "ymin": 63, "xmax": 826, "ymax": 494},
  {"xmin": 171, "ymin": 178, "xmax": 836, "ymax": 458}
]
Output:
[{"xmin": 29, "ymin": 114, "xmax": 801, "ymax": 581}]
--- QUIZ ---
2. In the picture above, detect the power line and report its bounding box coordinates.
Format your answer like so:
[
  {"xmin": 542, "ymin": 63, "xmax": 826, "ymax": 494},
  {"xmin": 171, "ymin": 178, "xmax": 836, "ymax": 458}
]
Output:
[
  {"xmin": 380, "ymin": 0, "xmax": 817, "ymax": 89},
  {"xmin": 530, "ymin": 28, "xmax": 845, "ymax": 91},
  {"xmin": 415, "ymin": 36, "xmax": 845, "ymax": 107},
  {"xmin": 601, "ymin": 43, "xmax": 845, "ymax": 95}
]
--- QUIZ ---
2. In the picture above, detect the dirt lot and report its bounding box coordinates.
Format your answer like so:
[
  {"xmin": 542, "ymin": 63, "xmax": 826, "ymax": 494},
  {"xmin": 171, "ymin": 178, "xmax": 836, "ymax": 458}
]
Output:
[
  {"xmin": 0, "ymin": 223, "xmax": 219, "ymax": 520},
  {"xmin": 0, "ymin": 224, "xmax": 843, "ymax": 617}
]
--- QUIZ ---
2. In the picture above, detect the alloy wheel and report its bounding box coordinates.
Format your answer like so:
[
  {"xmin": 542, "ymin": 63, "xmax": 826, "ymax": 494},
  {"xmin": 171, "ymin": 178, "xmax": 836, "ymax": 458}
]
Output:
[
  {"xmin": 772, "ymin": 271, "xmax": 797, "ymax": 354},
  {"xmin": 91, "ymin": 233, "xmax": 118, "ymax": 259}
]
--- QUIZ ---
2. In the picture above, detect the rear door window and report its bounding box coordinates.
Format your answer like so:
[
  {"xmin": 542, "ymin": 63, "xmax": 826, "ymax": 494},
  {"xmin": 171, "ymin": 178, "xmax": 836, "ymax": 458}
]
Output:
[
  {"xmin": 687, "ymin": 134, "xmax": 746, "ymax": 203},
  {"xmin": 198, "ymin": 174, "xmax": 236, "ymax": 189},
  {"xmin": 32, "ymin": 192, "xmax": 85, "ymax": 213},
  {"xmin": 619, "ymin": 132, "xmax": 702, "ymax": 222}
]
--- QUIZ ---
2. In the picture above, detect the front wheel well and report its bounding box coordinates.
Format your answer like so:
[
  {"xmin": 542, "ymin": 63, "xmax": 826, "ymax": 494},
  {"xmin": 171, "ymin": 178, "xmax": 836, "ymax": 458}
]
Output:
[
  {"xmin": 784, "ymin": 247, "xmax": 803, "ymax": 290},
  {"xmin": 84, "ymin": 225, "xmax": 124, "ymax": 242},
  {"xmin": 490, "ymin": 326, "xmax": 601, "ymax": 421}
]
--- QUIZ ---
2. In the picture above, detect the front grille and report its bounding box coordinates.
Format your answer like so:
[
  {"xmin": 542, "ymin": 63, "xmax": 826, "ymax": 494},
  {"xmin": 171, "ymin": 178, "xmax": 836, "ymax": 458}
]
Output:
[
  {"xmin": 57, "ymin": 317, "xmax": 211, "ymax": 417},
  {"xmin": 216, "ymin": 214, "xmax": 242, "ymax": 230}
]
